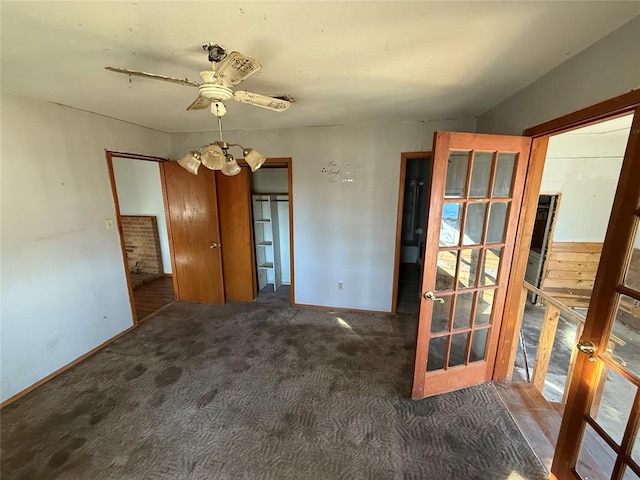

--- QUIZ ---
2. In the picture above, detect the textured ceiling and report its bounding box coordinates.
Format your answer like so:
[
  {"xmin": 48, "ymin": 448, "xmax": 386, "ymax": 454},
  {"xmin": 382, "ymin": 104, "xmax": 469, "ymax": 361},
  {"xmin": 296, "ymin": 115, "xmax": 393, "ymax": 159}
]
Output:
[{"xmin": 2, "ymin": 2, "xmax": 638, "ymax": 133}]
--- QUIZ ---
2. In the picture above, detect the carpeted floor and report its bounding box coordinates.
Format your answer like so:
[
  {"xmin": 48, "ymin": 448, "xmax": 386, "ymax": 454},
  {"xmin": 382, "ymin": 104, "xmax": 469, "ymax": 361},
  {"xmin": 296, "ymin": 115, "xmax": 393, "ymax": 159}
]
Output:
[{"xmin": 1, "ymin": 302, "xmax": 546, "ymax": 480}]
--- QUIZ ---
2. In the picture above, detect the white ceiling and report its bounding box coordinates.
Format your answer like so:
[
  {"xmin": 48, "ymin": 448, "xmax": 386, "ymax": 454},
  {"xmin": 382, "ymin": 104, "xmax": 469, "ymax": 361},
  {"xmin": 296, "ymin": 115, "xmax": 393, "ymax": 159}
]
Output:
[{"xmin": 2, "ymin": 2, "xmax": 638, "ymax": 133}]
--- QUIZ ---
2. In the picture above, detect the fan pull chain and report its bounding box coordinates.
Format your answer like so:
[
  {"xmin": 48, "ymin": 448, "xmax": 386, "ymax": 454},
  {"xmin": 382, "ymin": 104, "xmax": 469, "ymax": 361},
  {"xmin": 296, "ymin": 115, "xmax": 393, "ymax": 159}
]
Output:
[{"xmin": 217, "ymin": 109, "xmax": 223, "ymax": 142}]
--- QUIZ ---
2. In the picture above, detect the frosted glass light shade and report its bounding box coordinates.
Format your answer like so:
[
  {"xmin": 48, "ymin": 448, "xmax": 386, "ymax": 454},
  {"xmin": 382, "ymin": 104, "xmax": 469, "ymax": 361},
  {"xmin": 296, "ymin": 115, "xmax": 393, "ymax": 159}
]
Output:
[
  {"xmin": 221, "ymin": 155, "xmax": 241, "ymax": 176},
  {"xmin": 244, "ymin": 148, "xmax": 267, "ymax": 172},
  {"xmin": 177, "ymin": 151, "xmax": 201, "ymax": 175},
  {"xmin": 200, "ymin": 144, "xmax": 225, "ymax": 170}
]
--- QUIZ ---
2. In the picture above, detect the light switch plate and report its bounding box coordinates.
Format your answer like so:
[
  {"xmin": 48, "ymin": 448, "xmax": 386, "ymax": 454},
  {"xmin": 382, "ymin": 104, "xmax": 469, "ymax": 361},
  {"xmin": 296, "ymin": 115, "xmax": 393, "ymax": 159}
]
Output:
[{"xmin": 105, "ymin": 219, "xmax": 114, "ymax": 230}]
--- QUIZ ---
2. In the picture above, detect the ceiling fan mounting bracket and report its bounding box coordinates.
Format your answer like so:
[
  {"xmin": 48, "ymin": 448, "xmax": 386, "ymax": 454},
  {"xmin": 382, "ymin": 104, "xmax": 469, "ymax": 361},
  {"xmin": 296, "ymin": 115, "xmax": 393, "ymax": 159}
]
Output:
[{"xmin": 202, "ymin": 43, "xmax": 227, "ymax": 63}]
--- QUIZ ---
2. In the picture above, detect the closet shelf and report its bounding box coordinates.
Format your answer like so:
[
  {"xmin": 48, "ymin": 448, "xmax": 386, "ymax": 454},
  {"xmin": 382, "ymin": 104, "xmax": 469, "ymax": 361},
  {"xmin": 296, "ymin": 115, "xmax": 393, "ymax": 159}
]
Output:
[
  {"xmin": 258, "ymin": 262, "xmax": 274, "ymax": 269},
  {"xmin": 255, "ymin": 219, "xmax": 270, "ymax": 223},
  {"xmin": 257, "ymin": 241, "xmax": 273, "ymax": 246}
]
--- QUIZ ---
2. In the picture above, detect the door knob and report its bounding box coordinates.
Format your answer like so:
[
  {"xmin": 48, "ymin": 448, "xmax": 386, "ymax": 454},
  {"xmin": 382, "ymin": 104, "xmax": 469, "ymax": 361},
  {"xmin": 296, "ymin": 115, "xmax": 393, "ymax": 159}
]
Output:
[
  {"xmin": 210, "ymin": 242, "xmax": 220, "ymax": 249},
  {"xmin": 424, "ymin": 291, "xmax": 445, "ymax": 304},
  {"xmin": 577, "ymin": 340, "xmax": 597, "ymax": 362}
]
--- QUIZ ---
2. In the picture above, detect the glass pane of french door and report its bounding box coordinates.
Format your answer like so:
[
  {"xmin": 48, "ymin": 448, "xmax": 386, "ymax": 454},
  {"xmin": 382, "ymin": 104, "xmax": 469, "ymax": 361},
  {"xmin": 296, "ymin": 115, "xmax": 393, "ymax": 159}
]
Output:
[
  {"xmin": 554, "ymin": 109, "xmax": 640, "ymax": 480},
  {"xmin": 427, "ymin": 150, "xmax": 512, "ymax": 371},
  {"xmin": 572, "ymin": 218, "xmax": 640, "ymax": 480},
  {"xmin": 412, "ymin": 131, "xmax": 531, "ymax": 400}
]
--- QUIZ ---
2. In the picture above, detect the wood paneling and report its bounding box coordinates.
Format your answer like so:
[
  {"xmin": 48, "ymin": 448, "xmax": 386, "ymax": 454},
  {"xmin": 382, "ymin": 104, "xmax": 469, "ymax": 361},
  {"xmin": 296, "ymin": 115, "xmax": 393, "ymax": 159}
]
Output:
[
  {"xmin": 215, "ymin": 168, "xmax": 256, "ymax": 302},
  {"xmin": 540, "ymin": 242, "xmax": 640, "ymax": 315},
  {"xmin": 540, "ymin": 242, "xmax": 602, "ymax": 307},
  {"xmin": 162, "ymin": 162, "xmax": 225, "ymax": 304}
]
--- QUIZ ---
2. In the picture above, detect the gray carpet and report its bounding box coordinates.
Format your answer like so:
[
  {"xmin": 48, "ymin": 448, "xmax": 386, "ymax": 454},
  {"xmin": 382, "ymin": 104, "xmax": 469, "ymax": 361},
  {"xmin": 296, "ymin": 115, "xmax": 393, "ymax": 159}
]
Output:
[{"xmin": 1, "ymin": 301, "xmax": 546, "ymax": 480}]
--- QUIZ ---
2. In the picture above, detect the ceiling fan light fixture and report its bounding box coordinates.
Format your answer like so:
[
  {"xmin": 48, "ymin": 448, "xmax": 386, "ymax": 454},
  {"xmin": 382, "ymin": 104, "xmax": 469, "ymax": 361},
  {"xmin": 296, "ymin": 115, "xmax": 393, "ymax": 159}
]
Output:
[
  {"xmin": 243, "ymin": 148, "xmax": 267, "ymax": 172},
  {"xmin": 177, "ymin": 151, "xmax": 201, "ymax": 175},
  {"xmin": 200, "ymin": 144, "xmax": 226, "ymax": 170},
  {"xmin": 221, "ymin": 154, "xmax": 241, "ymax": 176}
]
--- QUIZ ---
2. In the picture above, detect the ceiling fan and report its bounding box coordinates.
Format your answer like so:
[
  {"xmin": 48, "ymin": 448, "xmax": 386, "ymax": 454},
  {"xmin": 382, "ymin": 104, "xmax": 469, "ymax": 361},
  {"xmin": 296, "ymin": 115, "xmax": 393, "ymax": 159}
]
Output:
[{"xmin": 105, "ymin": 43, "xmax": 292, "ymax": 116}]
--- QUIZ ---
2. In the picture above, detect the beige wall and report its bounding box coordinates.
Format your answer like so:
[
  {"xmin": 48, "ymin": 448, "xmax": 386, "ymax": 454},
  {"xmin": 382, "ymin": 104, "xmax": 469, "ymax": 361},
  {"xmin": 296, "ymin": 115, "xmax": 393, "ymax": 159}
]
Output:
[
  {"xmin": 170, "ymin": 118, "xmax": 477, "ymax": 312},
  {"xmin": 477, "ymin": 16, "xmax": 640, "ymax": 135},
  {"xmin": 1, "ymin": 94, "xmax": 171, "ymax": 403}
]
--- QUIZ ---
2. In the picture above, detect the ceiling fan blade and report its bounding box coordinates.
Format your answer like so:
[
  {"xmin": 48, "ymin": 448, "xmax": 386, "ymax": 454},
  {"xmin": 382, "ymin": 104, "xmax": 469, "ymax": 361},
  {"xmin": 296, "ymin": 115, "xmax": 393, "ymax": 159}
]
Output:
[
  {"xmin": 214, "ymin": 52, "xmax": 262, "ymax": 87},
  {"xmin": 105, "ymin": 67, "xmax": 200, "ymax": 87},
  {"xmin": 187, "ymin": 96, "xmax": 211, "ymax": 111},
  {"xmin": 233, "ymin": 91, "xmax": 291, "ymax": 112}
]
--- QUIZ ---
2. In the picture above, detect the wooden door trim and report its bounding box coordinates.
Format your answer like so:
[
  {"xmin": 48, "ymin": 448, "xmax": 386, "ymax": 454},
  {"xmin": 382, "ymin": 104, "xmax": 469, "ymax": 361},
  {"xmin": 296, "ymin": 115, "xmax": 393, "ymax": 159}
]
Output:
[
  {"xmin": 392, "ymin": 151, "xmax": 432, "ymax": 314},
  {"xmin": 159, "ymin": 163, "xmax": 180, "ymax": 298},
  {"xmin": 551, "ymin": 107, "xmax": 640, "ymax": 478},
  {"xmin": 105, "ymin": 151, "xmax": 143, "ymax": 327},
  {"xmin": 524, "ymin": 89, "xmax": 640, "ymax": 138},
  {"xmin": 105, "ymin": 151, "xmax": 167, "ymax": 162},
  {"xmin": 239, "ymin": 157, "xmax": 295, "ymax": 305},
  {"xmin": 537, "ymin": 192, "xmax": 562, "ymax": 294},
  {"xmin": 494, "ymin": 138, "xmax": 549, "ymax": 380},
  {"xmin": 496, "ymin": 91, "xmax": 640, "ymax": 382}
]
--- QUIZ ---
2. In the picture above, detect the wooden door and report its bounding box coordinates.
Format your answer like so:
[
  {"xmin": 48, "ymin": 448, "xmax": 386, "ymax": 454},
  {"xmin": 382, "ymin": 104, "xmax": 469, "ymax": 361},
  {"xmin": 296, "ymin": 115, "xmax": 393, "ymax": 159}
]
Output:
[
  {"xmin": 162, "ymin": 161, "xmax": 225, "ymax": 304},
  {"xmin": 215, "ymin": 168, "xmax": 257, "ymax": 302},
  {"xmin": 412, "ymin": 132, "xmax": 531, "ymax": 399},
  {"xmin": 552, "ymin": 109, "xmax": 640, "ymax": 479}
]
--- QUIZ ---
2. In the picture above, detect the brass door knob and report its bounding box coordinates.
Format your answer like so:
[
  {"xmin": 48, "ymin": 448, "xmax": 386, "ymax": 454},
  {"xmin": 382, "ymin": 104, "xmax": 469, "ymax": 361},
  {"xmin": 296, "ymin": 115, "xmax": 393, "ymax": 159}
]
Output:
[
  {"xmin": 424, "ymin": 291, "xmax": 445, "ymax": 304},
  {"xmin": 577, "ymin": 340, "xmax": 597, "ymax": 362}
]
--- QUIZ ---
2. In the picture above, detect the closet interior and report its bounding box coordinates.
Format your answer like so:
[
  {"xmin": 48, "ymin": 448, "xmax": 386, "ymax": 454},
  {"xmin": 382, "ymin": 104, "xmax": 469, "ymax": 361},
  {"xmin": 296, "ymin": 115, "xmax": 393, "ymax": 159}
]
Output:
[{"xmin": 250, "ymin": 167, "xmax": 291, "ymax": 299}]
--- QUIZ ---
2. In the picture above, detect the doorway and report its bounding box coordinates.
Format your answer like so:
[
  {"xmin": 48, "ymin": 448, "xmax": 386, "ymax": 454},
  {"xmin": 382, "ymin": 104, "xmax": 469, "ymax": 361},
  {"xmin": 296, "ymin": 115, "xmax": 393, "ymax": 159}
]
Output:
[
  {"xmin": 106, "ymin": 153, "xmax": 176, "ymax": 324},
  {"xmin": 499, "ymin": 112, "xmax": 639, "ymax": 477},
  {"xmin": 524, "ymin": 193, "xmax": 561, "ymax": 303},
  {"xmin": 249, "ymin": 165, "xmax": 293, "ymax": 305},
  {"xmin": 393, "ymin": 152, "xmax": 432, "ymax": 314}
]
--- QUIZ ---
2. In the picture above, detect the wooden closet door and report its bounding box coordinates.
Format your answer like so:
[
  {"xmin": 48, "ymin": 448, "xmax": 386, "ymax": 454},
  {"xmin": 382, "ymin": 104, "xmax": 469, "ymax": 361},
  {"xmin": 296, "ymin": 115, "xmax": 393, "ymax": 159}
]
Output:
[
  {"xmin": 162, "ymin": 162, "xmax": 224, "ymax": 304},
  {"xmin": 215, "ymin": 168, "xmax": 257, "ymax": 302}
]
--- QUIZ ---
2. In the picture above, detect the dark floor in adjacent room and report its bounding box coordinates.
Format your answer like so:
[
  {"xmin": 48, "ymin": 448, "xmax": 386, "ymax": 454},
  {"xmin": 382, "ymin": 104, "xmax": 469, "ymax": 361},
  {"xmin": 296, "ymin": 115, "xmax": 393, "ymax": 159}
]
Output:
[
  {"xmin": 254, "ymin": 283, "xmax": 291, "ymax": 306},
  {"xmin": 396, "ymin": 262, "xmax": 421, "ymax": 314},
  {"xmin": 133, "ymin": 276, "xmax": 175, "ymax": 320},
  {"xmin": 1, "ymin": 302, "xmax": 546, "ymax": 480}
]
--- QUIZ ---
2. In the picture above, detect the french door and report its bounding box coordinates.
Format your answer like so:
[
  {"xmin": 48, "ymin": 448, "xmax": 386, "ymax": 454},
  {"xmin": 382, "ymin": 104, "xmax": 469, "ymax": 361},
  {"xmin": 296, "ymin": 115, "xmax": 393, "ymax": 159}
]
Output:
[
  {"xmin": 552, "ymin": 108, "xmax": 640, "ymax": 479},
  {"xmin": 412, "ymin": 132, "xmax": 531, "ymax": 399}
]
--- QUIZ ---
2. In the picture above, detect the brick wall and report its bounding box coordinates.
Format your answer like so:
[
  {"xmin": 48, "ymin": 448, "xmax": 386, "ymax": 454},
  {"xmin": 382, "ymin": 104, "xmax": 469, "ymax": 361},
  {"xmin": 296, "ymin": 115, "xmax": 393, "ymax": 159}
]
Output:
[{"xmin": 120, "ymin": 216, "xmax": 163, "ymax": 274}]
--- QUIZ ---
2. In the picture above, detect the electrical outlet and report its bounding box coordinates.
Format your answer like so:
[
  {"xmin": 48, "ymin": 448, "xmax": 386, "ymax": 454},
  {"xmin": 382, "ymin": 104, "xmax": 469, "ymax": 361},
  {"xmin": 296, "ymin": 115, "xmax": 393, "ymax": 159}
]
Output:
[
  {"xmin": 105, "ymin": 219, "xmax": 114, "ymax": 230},
  {"xmin": 337, "ymin": 281, "xmax": 343, "ymax": 290}
]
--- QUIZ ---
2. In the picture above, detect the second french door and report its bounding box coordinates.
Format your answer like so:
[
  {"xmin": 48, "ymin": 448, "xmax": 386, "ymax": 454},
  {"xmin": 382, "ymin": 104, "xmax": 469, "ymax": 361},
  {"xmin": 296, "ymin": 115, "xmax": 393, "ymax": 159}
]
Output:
[
  {"xmin": 412, "ymin": 131, "xmax": 531, "ymax": 399},
  {"xmin": 552, "ymin": 108, "xmax": 640, "ymax": 479}
]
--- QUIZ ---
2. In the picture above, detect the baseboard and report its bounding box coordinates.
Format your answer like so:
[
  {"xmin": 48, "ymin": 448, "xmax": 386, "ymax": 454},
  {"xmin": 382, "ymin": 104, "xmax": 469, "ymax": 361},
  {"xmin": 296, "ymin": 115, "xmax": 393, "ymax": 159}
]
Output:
[
  {"xmin": 292, "ymin": 302, "xmax": 391, "ymax": 315},
  {"xmin": 163, "ymin": 273, "xmax": 173, "ymax": 278},
  {"xmin": 0, "ymin": 324, "xmax": 137, "ymax": 409}
]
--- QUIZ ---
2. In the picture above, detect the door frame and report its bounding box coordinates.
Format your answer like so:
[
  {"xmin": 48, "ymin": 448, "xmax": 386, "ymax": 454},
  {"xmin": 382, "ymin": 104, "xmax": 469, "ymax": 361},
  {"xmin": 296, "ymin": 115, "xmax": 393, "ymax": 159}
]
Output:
[
  {"xmin": 105, "ymin": 150, "xmax": 173, "ymax": 326},
  {"xmin": 528, "ymin": 192, "xmax": 562, "ymax": 302},
  {"xmin": 494, "ymin": 89, "xmax": 640, "ymax": 382},
  {"xmin": 391, "ymin": 151, "xmax": 432, "ymax": 314},
  {"xmin": 489, "ymin": 89, "xmax": 640, "ymax": 478},
  {"xmin": 239, "ymin": 157, "xmax": 295, "ymax": 306}
]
